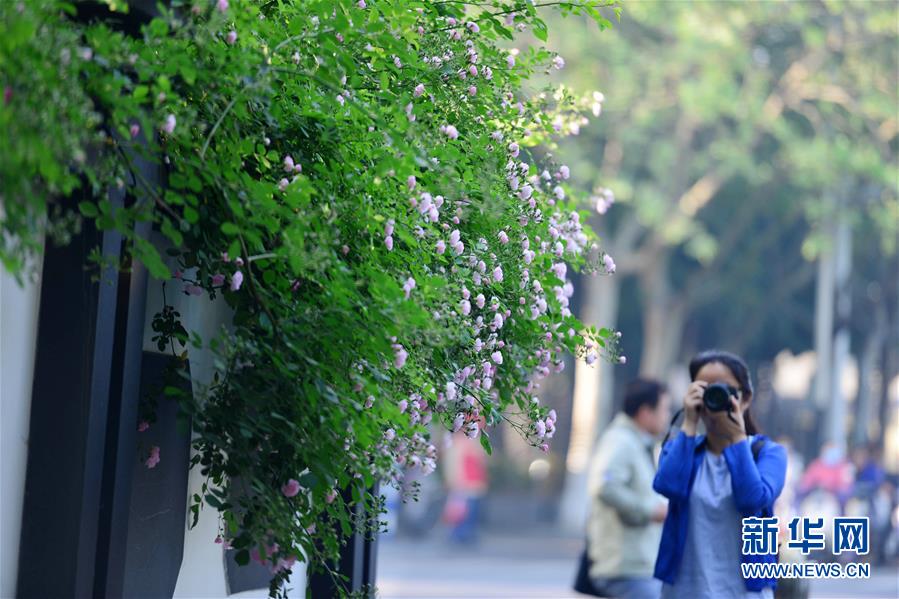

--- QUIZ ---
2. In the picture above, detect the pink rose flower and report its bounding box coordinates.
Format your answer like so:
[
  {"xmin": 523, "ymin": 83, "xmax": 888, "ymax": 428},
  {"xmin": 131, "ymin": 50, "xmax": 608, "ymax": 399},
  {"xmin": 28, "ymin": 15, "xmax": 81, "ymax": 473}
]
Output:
[
  {"xmin": 518, "ymin": 185, "xmax": 533, "ymax": 201},
  {"xmin": 402, "ymin": 277, "xmax": 416, "ymax": 299},
  {"xmin": 452, "ymin": 413, "xmax": 464, "ymax": 432},
  {"xmin": 161, "ymin": 114, "xmax": 176, "ymax": 134},
  {"xmin": 282, "ymin": 479, "xmax": 301, "ymax": 498},
  {"xmin": 603, "ymin": 254, "xmax": 616, "ymax": 274},
  {"xmin": 145, "ymin": 446, "xmax": 160, "ymax": 468},
  {"xmin": 225, "ymin": 30, "xmax": 237, "ymax": 45},
  {"xmin": 230, "ymin": 270, "xmax": 244, "ymax": 291},
  {"xmin": 393, "ymin": 344, "xmax": 408, "ymax": 368}
]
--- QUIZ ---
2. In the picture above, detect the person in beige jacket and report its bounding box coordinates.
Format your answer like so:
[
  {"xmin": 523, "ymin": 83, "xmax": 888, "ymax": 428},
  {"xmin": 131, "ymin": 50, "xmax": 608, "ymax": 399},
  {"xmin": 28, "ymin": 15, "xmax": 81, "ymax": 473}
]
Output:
[{"xmin": 586, "ymin": 379, "xmax": 671, "ymax": 599}]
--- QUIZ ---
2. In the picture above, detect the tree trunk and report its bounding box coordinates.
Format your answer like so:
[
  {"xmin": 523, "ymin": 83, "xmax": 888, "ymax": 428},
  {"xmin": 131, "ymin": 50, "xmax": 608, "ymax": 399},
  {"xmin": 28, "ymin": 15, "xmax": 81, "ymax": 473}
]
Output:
[
  {"xmin": 557, "ymin": 271, "xmax": 621, "ymax": 532},
  {"xmin": 852, "ymin": 310, "xmax": 886, "ymax": 447},
  {"xmin": 639, "ymin": 253, "xmax": 685, "ymax": 380}
]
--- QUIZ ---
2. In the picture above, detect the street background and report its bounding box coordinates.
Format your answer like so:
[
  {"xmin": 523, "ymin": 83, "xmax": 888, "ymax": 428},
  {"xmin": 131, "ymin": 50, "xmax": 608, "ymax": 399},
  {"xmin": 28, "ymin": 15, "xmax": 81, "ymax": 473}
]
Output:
[
  {"xmin": 377, "ymin": 529, "xmax": 899, "ymax": 598},
  {"xmin": 377, "ymin": 1, "xmax": 898, "ymax": 598}
]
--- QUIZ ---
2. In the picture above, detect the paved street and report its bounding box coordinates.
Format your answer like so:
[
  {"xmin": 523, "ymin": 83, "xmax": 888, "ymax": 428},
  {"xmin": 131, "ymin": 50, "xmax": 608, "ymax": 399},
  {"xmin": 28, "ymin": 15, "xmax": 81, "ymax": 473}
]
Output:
[{"xmin": 376, "ymin": 531, "xmax": 899, "ymax": 599}]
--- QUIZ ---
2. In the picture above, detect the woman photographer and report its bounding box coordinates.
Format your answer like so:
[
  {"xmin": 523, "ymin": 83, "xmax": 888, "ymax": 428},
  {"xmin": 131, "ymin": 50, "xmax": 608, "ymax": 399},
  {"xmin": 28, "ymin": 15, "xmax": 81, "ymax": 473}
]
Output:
[{"xmin": 653, "ymin": 350, "xmax": 787, "ymax": 598}]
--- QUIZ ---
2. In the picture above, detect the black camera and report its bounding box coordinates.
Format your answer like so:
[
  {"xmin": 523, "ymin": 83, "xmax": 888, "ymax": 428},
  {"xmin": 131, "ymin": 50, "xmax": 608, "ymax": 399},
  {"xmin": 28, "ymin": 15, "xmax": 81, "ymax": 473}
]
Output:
[{"xmin": 703, "ymin": 382, "xmax": 737, "ymax": 412}]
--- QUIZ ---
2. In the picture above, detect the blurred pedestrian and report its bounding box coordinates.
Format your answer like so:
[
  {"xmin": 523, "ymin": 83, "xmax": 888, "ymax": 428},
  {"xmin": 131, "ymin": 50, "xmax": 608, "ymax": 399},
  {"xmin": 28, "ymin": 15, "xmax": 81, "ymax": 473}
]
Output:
[
  {"xmin": 585, "ymin": 378, "xmax": 670, "ymax": 599},
  {"xmin": 798, "ymin": 441, "xmax": 854, "ymax": 511},
  {"xmin": 850, "ymin": 443, "xmax": 894, "ymax": 566},
  {"xmin": 654, "ymin": 350, "xmax": 787, "ymax": 598},
  {"xmin": 442, "ymin": 419, "xmax": 488, "ymax": 544},
  {"xmin": 852, "ymin": 443, "xmax": 887, "ymax": 498}
]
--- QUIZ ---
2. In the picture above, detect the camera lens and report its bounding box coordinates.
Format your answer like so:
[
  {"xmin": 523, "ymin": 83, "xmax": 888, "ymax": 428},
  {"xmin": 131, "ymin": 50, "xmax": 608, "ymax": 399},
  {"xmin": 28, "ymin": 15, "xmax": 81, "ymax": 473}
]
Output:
[{"xmin": 702, "ymin": 382, "xmax": 733, "ymax": 412}]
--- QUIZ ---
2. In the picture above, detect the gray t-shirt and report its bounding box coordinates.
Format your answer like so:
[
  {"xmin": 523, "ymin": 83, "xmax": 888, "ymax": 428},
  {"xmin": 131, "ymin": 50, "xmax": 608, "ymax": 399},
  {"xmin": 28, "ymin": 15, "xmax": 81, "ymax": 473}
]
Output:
[{"xmin": 661, "ymin": 449, "xmax": 774, "ymax": 599}]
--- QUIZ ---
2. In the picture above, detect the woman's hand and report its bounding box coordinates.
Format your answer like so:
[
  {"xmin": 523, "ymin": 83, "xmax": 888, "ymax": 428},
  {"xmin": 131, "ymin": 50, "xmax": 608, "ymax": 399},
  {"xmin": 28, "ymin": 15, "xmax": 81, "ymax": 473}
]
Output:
[
  {"xmin": 720, "ymin": 395, "xmax": 748, "ymax": 445},
  {"xmin": 681, "ymin": 381, "xmax": 706, "ymax": 436},
  {"xmin": 707, "ymin": 395, "xmax": 748, "ymax": 446}
]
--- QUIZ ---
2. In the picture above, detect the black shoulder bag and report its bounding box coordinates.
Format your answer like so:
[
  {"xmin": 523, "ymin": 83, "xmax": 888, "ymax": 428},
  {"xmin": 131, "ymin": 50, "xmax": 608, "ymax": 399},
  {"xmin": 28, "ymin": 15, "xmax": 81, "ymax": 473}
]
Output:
[{"xmin": 573, "ymin": 442, "xmax": 657, "ymax": 596}]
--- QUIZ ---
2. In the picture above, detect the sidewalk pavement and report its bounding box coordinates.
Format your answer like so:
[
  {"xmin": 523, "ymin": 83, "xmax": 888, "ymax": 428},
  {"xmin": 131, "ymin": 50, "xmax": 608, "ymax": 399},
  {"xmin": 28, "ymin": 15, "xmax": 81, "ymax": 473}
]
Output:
[{"xmin": 376, "ymin": 529, "xmax": 899, "ymax": 599}]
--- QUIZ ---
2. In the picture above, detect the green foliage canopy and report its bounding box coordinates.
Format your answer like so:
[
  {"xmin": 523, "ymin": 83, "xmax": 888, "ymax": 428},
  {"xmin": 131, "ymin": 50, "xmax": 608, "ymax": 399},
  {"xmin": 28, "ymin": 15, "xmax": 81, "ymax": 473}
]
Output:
[{"xmin": 0, "ymin": 0, "xmax": 620, "ymax": 595}]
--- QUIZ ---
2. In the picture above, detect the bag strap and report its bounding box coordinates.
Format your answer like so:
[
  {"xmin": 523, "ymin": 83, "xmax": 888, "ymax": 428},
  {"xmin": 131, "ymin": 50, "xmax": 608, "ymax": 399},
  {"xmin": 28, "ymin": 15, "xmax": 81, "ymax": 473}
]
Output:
[{"xmin": 750, "ymin": 436, "xmax": 775, "ymax": 521}]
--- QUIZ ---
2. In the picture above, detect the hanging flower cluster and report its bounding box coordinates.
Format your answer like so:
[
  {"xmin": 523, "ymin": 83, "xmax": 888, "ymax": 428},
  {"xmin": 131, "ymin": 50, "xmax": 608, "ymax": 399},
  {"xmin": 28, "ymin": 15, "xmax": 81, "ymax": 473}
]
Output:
[{"xmin": 2, "ymin": 1, "xmax": 622, "ymax": 596}]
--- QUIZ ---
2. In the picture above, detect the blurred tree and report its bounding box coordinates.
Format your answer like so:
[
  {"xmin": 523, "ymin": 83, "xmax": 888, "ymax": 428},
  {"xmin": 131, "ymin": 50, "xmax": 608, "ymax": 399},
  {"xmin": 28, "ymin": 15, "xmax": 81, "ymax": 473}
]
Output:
[{"xmin": 539, "ymin": 0, "xmax": 897, "ymax": 524}]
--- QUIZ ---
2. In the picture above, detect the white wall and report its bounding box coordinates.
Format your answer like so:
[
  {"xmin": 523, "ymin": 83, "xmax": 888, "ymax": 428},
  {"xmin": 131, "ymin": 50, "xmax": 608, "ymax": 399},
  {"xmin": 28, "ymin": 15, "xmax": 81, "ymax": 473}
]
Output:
[
  {"xmin": 0, "ymin": 240, "xmax": 307, "ymax": 598},
  {"xmin": 140, "ymin": 256, "xmax": 305, "ymax": 598},
  {"xmin": 0, "ymin": 264, "xmax": 43, "ymax": 598}
]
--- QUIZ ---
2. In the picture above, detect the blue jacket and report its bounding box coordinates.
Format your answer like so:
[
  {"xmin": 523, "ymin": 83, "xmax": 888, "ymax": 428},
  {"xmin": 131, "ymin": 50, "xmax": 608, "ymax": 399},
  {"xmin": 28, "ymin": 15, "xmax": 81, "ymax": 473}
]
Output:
[{"xmin": 652, "ymin": 431, "xmax": 787, "ymax": 592}]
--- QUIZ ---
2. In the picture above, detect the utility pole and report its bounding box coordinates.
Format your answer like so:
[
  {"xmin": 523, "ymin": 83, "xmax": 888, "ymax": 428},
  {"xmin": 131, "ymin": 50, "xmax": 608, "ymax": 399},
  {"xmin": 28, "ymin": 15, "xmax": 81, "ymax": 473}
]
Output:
[
  {"xmin": 813, "ymin": 202, "xmax": 836, "ymax": 425},
  {"xmin": 827, "ymin": 192, "xmax": 853, "ymax": 447}
]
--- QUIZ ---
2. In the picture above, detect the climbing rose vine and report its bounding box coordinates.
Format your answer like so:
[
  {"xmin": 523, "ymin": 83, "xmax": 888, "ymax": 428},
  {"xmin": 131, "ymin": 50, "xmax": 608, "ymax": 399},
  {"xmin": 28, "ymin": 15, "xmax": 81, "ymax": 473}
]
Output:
[{"xmin": 1, "ymin": 0, "xmax": 621, "ymax": 596}]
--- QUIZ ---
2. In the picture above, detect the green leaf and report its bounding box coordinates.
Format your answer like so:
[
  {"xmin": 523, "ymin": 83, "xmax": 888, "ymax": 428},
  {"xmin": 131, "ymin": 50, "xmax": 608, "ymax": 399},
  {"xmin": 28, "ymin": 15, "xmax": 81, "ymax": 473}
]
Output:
[
  {"xmin": 161, "ymin": 218, "xmax": 183, "ymax": 246},
  {"xmin": 78, "ymin": 202, "xmax": 98, "ymax": 218},
  {"xmin": 148, "ymin": 18, "xmax": 169, "ymax": 38},
  {"xmin": 183, "ymin": 205, "xmax": 199, "ymax": 224},
  {"xmin": 533, "ymin": 19, "xmax": 548, "ymax": 42},
  {"xmin": 134, "ymin": 238, "xmax": 169, "ymax": 279},
  {"xmin": 479, "ymin": 433, "xmax": 493, "ymax": 455}
]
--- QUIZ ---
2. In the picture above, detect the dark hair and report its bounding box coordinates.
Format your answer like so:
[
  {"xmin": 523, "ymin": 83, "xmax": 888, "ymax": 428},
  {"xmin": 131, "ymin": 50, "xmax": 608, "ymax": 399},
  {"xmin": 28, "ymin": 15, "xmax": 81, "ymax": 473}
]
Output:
[
  {"xmin": 623, "ymin": 378, "xmax": 667, "ymax": 418},
  {"xmin": 689, "ymin": 349, "xmax": 760, "ymax": 435}
]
